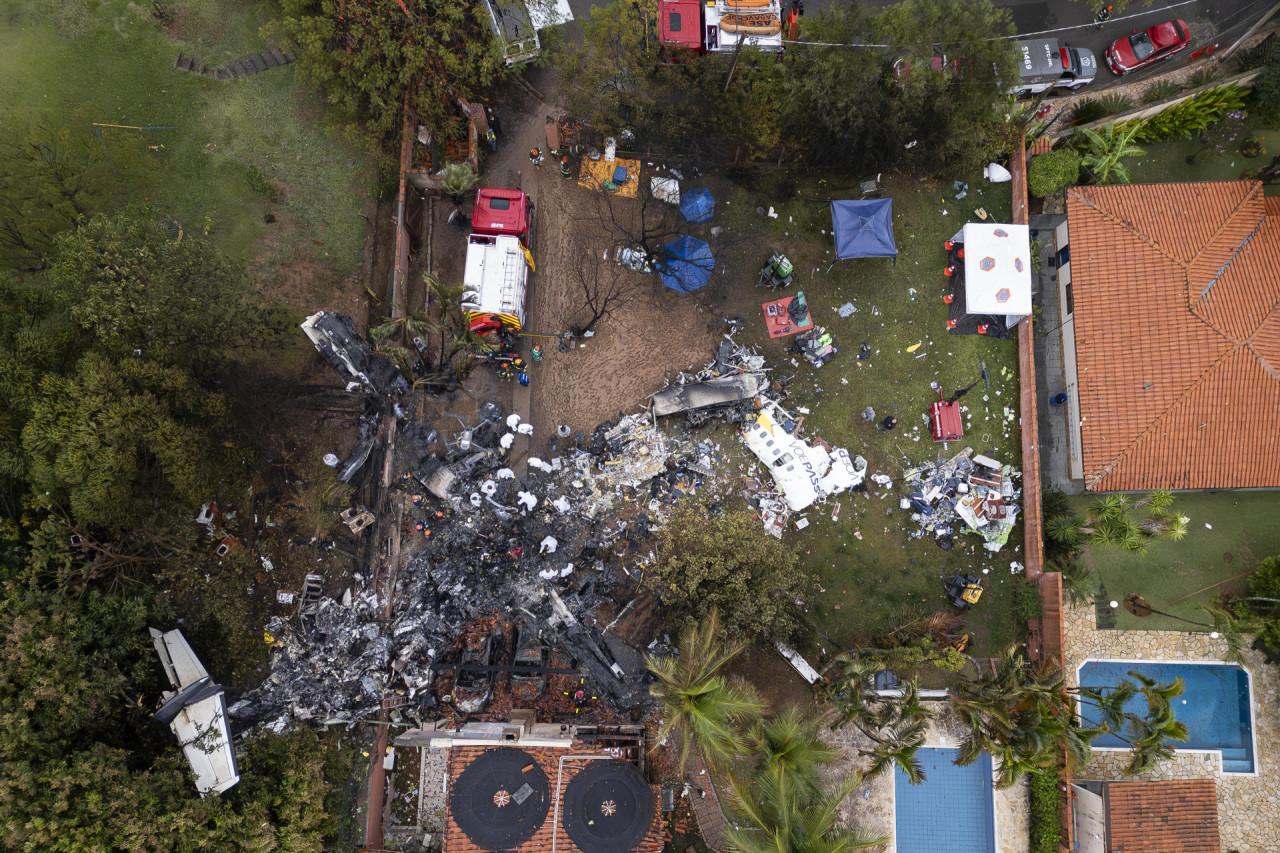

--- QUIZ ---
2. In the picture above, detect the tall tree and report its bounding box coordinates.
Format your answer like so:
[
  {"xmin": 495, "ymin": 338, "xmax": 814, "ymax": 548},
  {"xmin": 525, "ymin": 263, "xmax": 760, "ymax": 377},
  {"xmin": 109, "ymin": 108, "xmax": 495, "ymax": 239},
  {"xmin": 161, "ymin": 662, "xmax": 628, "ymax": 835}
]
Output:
[
  {"xmin": 876, "ymin": 0, "xmax": 1019, "ymax": 172},
  {"xmin": 782, "ymin": 0, "xmax": 1019, "ymax": 174},
  {"xmin": 726, "ymin": 758, "xmax": 886, "ymax": 853},
  {"xmin": 951, "ymin": 646, "xmax": 1187, "ymax": 786},
  {"xmin": 20, "ymin": 353, "xmax": 229, "ymax": 530},
  {"xmin": 782, "ymin": 3, "xmax": 899, "ymax": 172},
  {"xmin": 280, "ymin": 0, "xmax": 507, "ymax": 152},
  {"xmin": 753, "ymin": 705, "xmax": 840, "ymax": 800},
  {"xmin": 645, "ymin": 503, "xmax": 815, "ymax": 643},
  {"xmin": 826, "ymin": 654, "xmax": 931, "ymax": 783},
  {"xmin": 645, "ymin": 608, "xmax": 764, "ymax": 773},
  {"xmin": 557, "ymin": 0, "xmax": 662, "ymax": 137},
  {"xmin": 43, "ymin": 208, "xmax": 258, "ymax": 371}
]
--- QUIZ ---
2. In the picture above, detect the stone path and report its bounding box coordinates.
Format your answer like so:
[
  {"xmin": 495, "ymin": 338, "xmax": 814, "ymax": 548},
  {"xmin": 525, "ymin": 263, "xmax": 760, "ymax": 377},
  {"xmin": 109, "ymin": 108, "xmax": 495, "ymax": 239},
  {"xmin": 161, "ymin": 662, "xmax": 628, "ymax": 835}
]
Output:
[
  {"xmin": 173, "ymin": 47, "xmax": 296, "ymax": 81},
  {"xmin": 685, "ymin": 751, "xmax": 728, "ymax": 851},
  {"xmin": 1063, "ymin": 601, "xmax": 1280, "ymax": 852}
]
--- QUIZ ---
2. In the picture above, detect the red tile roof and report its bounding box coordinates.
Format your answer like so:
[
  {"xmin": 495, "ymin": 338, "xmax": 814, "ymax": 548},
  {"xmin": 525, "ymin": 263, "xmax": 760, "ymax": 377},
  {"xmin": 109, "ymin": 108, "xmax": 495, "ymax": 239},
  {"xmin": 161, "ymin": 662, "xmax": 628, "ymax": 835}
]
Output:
[
  {"xmin": 1106, "ymin": 779, "xmax": 1220, "ymax": 853},
  {"xmin": 443, "ymin": 744, "xmax": 665, "ymax": 853},
  {"xmin": 1066, "ymin": 181, "xmax": 1280, "ymax": 490}
]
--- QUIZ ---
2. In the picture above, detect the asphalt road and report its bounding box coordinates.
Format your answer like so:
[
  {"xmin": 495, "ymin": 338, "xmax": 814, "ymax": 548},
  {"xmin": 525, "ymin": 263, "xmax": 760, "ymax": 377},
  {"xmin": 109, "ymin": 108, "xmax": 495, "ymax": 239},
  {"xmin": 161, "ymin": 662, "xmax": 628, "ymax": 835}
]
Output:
[{"xmin": 554, "ymin": 0, "xmax": 1277, "ymax": 89}]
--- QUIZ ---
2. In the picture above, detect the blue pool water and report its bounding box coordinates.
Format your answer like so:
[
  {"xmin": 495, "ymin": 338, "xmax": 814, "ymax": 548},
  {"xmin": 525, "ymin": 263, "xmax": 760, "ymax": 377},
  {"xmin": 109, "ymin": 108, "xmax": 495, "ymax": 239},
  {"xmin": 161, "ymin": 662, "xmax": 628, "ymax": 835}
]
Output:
[
  {"xmin": 1076, "ymin": 660, "xmax": 1255, "ymax": 773},
  {"xmin": 895, "ymin": 748, "xmax": 994, "ymax": 853}
]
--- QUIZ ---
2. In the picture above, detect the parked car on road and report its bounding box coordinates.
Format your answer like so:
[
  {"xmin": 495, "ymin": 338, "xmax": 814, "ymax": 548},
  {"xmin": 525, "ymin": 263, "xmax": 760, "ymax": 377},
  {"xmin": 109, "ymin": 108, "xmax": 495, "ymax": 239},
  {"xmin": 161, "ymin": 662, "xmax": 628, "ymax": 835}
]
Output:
[{"xmin": 1104, "ymin": 19, "xmax": 1189, "ymax": 76}]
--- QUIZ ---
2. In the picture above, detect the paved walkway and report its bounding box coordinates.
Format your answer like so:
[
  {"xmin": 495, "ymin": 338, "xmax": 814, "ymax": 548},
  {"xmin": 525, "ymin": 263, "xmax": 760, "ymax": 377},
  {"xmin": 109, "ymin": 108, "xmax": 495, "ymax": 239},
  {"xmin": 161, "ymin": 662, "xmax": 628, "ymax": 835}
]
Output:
[
  {"xmin": 1029, "ymin": 215, "xmax": 1082, "ymax": 496},
  {"xmin": 1063, "ymin": 601, "xmax": 1280, "ymax": 852},
  {"xmin": 685, "ymin": 751, "xmax": 728, "ymax": 851}
]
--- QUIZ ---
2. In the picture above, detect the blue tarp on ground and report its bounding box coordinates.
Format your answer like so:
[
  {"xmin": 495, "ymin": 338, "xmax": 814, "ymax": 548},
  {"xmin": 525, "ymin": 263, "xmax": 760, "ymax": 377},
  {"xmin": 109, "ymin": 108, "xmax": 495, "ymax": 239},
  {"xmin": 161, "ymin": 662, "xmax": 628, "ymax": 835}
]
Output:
[
  {"xmin": 679, "ymin": 187, "xmax": 716, "ymax": 224},
  {"xmin": 658, "ymin": 236, "xmax": 715, "ymax": 293},
  {"xmin": 831, "ymin": 198, "xmax": 898, "ymax": 262}
]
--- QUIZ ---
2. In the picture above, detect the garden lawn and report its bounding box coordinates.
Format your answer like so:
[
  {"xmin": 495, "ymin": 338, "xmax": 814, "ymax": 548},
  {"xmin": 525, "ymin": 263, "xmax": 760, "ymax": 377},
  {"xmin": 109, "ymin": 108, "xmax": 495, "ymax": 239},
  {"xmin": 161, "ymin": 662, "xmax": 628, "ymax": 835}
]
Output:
[
  {"xmin": 703, "ymin": 169, "xmax": 1029, "ymax": 655},
  {"xmin": 1124, "ymin": 122, "xmax": 1280, "ymax": 191},
  {"xmin": 1069, "ymin": 492, "xmax": 1280, "ymax": 632},
  {"xmin": 0, "ymin": 0, "xmax": 367, "ymax": 270}
]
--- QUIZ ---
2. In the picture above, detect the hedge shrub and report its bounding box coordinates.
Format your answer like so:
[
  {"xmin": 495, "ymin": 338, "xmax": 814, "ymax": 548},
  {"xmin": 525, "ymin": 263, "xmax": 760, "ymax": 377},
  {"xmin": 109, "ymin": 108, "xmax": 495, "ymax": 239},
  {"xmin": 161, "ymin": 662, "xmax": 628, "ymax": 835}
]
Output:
[
  {"xmin": 1030, "ymin": 771, "xmax": 1064, "ymax": 853},
  {"xmin": 1028, "ymin": 149, "xmax": 1081, "ymax": 197},
  {"xmin": 1126, "ymin": 85, "xmax": 1248, "ymax": 143}
]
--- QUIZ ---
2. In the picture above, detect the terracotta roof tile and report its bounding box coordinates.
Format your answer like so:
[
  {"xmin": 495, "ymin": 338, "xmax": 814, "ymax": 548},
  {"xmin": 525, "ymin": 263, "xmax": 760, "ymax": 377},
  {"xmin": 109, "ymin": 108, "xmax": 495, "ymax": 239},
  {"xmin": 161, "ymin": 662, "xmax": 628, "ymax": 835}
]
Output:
[
  {"xmin": 1106, "ymin": 780, "xmax": 1220, "ymax": 853},
  {"xmin": 443, "ymin": 744, "xmax": 665, "ymax": 853},
  {"xmin": 1065, "ymin": 182, "xmax": 1280, "ymax": 490}
]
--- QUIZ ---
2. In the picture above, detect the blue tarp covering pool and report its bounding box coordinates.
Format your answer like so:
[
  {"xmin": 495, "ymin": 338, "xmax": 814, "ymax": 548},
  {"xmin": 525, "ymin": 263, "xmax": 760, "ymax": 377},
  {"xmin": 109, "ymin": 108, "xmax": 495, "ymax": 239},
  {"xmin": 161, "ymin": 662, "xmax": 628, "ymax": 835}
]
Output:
[
  {"xmin": 1077, "ymin": 660, "xmax": 1255, "ymax": 773},
  {"xmin": 895, "ymin": 748, "xmax": 994, "ymax": 853}
]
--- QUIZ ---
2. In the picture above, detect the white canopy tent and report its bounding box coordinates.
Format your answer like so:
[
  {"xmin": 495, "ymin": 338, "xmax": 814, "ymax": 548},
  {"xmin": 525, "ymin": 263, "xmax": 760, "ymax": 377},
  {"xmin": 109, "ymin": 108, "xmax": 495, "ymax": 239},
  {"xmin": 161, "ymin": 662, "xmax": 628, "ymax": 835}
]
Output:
[{"xmin": 958, "ymin": 222, "xmax": 1032, "ymax": 326}]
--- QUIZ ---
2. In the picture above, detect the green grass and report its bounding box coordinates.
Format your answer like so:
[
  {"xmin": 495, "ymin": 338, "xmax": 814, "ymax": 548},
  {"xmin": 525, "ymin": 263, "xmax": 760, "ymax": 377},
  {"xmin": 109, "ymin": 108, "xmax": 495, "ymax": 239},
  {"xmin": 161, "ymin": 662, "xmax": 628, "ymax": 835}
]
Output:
[
  {"xmin": 0, "ymin": 0, "xmax": 368, "ymax": 269},
  {"xmin": 706, "ymin": 170, "xmax": 1024, "ymax": 656},
  {"xmin": 1124, "ymin": 123, "xmax": 1280, "ymax": 189},
  {"xmin": 1069, "ymin": 492, "xmax": 1280, "ymax": 631}
]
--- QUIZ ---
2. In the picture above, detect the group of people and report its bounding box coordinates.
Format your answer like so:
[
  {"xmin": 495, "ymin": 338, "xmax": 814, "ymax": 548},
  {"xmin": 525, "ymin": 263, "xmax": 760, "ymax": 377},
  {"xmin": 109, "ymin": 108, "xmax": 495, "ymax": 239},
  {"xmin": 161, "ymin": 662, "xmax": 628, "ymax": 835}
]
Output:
[
  {"xmin": 860, "ymin": 406, "xmax": 898, "ymax": 431},
  {"xmin": 528, "ymin": 147, "xmax": 575, "ymax": 179},
  {"xmin": 496, "ymin": 356, "xmax": 529, "ymax": 385}
]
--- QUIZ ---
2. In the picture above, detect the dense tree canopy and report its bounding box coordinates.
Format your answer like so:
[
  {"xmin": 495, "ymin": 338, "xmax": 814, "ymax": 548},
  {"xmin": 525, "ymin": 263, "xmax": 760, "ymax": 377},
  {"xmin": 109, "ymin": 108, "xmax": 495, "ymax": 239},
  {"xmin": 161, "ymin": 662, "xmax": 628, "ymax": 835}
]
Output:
[
  {"xmin": 21, "ymin": 353, "xmax": 228, "ymax": 529},
  {"xmin": 281, "ymin": 0, "xmax": 507, "ymax": 151},
  {"xmin": 0, "ymin": 208, "xmax": 256, "ymax": 534},
  {"xmin": 43, "ymin": 210, "xmax": 257, "ymax": 369},
  {"xmin": 646, "ymin": 504, "xmax": 815, "ymax": 642},
  {"xmin": 558, "ymin": 0, "xmax": 1020, "ymax": 174},
  {"xmin": 0, "ymin": 561, "xmax": 349, "ymax": 853},
  {"xmin": 787, "ymin": 0, "xmax": 1019, "ymax": 173}
]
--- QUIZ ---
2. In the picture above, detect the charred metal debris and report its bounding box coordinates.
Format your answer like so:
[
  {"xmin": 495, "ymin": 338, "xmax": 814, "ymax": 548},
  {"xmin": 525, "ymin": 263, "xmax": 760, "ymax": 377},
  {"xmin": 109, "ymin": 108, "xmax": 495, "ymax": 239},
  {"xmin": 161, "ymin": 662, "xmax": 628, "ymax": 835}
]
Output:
[{"xmin": 233, "ymin": 314, "xmax": 746, "ymax": 730}]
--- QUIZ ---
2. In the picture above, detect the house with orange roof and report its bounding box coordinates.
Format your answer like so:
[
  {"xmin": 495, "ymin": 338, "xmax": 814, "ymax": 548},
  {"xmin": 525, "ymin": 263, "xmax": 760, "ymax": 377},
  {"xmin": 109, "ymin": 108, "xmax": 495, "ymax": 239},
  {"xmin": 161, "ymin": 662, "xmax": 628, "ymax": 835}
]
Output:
[
  {"xmin": 1070, "ymin": 779, "xmax": 1221, "ymax": 853},
  {"xmin": 1042, "ymin": 180, "xmax": 1280, "ymax": 492}
]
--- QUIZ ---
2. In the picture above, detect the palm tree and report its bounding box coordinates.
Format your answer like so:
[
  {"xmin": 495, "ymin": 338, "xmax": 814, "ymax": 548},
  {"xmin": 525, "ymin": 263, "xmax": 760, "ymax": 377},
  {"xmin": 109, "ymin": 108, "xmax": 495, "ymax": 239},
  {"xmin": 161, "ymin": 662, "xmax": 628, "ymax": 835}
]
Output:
[
  {"xmin": 645, "ymin": 608, "xmax": 764, "ymax": 774},
  {"xmin": 754, "ymin": 705, "xmax": 839, "ymax": 799},
  {"xmin": 725, "ymin": 768, "xmax": 887, "ymax": 853},
  {"xmin": 826, "ymin": 654, "xmax": 932, "ymax": 784},
  {"xmin": 371, "ymin": 309, "xmax": 438, "ymax": 342},
  {"xmin": 440, "ymin": 161, "xmax": 478, "ymax": 201},
  {"xmin": 952, "ymin": 646, "xmax": 1098, "ymax": 787},
  {"xmin": 1077, "ymin": 121, "xmax": 1147, "ymax": 185}
]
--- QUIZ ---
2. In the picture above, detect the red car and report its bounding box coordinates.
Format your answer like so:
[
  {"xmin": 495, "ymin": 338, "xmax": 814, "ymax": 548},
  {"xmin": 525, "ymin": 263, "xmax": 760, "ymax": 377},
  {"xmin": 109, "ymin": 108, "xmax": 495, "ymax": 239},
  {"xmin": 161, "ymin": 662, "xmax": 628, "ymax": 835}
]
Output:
[{"xmin": 1105, "ymin": 19, "xmax": 1189, "ymax": 75}]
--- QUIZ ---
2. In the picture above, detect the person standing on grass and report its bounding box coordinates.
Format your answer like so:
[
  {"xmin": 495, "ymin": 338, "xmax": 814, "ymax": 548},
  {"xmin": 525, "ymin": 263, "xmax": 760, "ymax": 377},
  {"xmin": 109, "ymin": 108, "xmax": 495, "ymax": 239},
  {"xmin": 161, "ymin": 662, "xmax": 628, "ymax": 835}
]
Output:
[{"xmin": 880, "ymin": 415, "xmax": 898, "ymax": 431}]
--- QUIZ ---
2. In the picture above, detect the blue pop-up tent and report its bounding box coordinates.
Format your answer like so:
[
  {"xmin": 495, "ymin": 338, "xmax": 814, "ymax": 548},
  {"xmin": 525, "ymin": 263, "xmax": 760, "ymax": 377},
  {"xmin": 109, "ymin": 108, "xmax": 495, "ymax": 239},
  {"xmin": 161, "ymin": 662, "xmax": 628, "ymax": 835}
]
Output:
[
  {"xmin": 679, "ymin": 188, "xmax": 716, "ymax": 224},
  {"xmin": 658, "ymin": 236, "xmax": 715, "ymax": 293},
  {"xmin": 831, "ymin": 199, "xmax": 897, "ymax": 265}
]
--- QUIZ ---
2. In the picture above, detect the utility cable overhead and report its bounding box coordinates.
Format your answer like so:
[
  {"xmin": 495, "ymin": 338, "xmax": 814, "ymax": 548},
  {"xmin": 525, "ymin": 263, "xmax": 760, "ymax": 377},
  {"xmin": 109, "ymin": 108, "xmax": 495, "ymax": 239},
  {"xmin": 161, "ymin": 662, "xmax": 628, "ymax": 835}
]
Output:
[{"xmin": 782, "ymin": 0, "xmax": 1231, "ymax": 49}]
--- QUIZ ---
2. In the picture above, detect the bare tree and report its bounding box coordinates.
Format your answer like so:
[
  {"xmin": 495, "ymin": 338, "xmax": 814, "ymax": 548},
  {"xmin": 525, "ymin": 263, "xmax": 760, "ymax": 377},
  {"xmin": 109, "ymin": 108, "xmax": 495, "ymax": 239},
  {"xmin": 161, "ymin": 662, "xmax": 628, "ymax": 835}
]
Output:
[{"xmin": 562, "ymin": 234, "xmax": 646, "ymax": 335}]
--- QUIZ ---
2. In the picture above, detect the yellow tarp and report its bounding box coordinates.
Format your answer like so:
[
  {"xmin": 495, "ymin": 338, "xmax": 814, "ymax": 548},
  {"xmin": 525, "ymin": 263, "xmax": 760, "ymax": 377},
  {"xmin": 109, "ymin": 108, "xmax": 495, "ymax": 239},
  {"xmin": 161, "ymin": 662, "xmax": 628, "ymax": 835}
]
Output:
[{"xmin": 577, "ymin": 156, "xmax": 641, "ymax": 198}]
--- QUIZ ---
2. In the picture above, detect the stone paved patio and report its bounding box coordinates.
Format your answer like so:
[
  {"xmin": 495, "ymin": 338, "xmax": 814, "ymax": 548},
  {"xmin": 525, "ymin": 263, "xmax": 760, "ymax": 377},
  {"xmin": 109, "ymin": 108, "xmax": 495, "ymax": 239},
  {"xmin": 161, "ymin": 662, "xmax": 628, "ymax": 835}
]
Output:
[
  {"xmin": 1063, "ymin": 601, "xmax": 1280, "ymax": 852},
  {"xmin": 823, "ymin": 708, "xmax": 1029, "ymax": 853}
]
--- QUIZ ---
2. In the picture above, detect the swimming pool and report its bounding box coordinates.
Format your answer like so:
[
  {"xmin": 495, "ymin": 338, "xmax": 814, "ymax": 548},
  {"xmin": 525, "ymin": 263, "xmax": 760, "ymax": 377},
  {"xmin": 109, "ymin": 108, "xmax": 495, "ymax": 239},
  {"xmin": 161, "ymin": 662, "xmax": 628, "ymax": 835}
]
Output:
[
  {"xmin": 1076, "ymin": 660, "xmax": 1255, "ymax": 774},
  {"xmin": 894, "ymin": 748, "xmax": 995, "ymax": 853}
]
